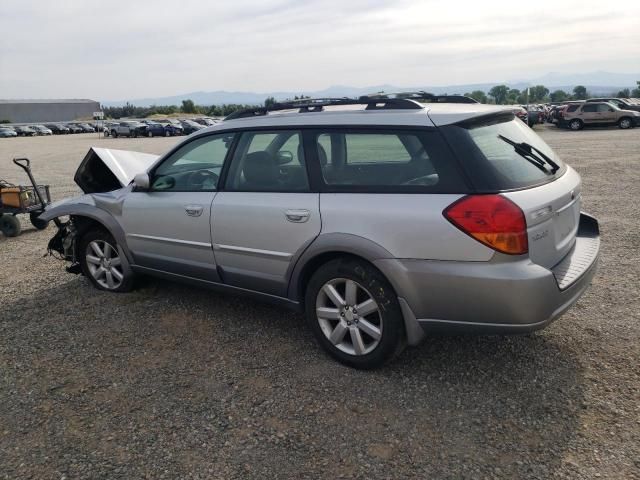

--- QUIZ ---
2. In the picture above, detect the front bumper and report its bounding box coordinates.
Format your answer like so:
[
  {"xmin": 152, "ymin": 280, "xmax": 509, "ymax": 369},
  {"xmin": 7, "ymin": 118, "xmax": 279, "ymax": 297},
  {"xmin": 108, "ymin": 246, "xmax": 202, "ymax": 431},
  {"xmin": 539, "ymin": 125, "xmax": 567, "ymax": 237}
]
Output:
[{"xmin": 375, "ymin": 213, "xmax": 600, "ymax": 345}]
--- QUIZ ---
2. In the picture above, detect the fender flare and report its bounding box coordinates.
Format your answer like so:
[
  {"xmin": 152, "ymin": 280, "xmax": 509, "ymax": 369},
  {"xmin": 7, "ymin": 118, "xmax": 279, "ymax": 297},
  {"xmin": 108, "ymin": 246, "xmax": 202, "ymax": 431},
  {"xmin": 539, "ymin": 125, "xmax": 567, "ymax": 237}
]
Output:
[
  {"xmin": 286, "ymin": 232, "xmax": 394, "ymax": 302},
  {"xmin": 39, "ymin": 203, "xmax": 133, "ymax": 263}
]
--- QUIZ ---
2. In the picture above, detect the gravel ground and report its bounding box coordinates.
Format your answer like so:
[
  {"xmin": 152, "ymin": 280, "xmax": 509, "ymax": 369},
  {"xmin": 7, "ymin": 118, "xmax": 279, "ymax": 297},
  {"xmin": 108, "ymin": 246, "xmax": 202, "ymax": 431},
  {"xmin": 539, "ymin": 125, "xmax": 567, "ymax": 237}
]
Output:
[{"xmin": 0, "ymin": 128, "xmax": 638, "ymax": 479}]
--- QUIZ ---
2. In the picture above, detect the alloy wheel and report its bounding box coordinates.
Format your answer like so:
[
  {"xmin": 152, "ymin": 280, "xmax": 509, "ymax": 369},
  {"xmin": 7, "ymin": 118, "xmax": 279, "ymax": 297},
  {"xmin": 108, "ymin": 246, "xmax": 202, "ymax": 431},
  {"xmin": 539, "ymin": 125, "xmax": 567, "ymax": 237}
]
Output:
[
  {"xmin": 85, "ymin": 240, "xmax": 124, "ymax": 290},
  {"xmin": 316, "ymin": 278, "xmax": 382, "ymax": 356}
]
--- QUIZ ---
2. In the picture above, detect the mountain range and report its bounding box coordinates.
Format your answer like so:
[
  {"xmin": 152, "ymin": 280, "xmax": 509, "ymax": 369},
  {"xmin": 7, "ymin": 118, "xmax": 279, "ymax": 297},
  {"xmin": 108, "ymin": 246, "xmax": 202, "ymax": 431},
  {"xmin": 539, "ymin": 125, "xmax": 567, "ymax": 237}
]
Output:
[{"xmin": 102, "ymin": 71, "xmax": 639, "ymax": 107}]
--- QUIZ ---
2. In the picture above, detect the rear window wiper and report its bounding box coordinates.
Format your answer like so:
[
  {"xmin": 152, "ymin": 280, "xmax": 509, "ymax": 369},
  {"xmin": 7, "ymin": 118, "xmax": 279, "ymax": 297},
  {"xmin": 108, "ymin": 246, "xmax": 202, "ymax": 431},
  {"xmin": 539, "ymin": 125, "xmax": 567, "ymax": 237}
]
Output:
[{"xmin": 498, "ymin": 135, "xmax": 560, "ymax": 174}]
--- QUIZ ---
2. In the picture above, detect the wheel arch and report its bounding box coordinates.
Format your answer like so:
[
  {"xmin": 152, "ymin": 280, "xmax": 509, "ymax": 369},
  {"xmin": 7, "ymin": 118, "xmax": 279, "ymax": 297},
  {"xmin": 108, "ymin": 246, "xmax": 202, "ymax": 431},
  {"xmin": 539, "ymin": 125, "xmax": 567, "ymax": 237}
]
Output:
[
  {"xmin": 287, "ymin": 233, "xmax": 396, "ymax": 304},
  {"xmin": 40, "ymin": 202, "xmax": 133, "ymax": 263}
]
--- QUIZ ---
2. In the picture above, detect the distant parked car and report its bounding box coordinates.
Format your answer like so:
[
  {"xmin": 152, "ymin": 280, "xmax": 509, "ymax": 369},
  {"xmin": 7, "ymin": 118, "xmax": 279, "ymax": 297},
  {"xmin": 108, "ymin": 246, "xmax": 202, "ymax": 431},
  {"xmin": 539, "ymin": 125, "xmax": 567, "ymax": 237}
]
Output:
[
  {"xmin": 45, "ymin": 123, "xmax": 70, "ymax": 134},
  {"xmin": 511, "ymin": 106, "xmax": 528, "ymax": 124},
  {"xmin": 14, "ymin": 126, "xmax": 38, "ymax": 136},
  {"xmin": 65, "ymin": 124, "xmax": 84, "ymax": 134},
  {"xmin": 140, "ymin": 120, "xmax": 170, "ymax": 137},
  {"xmin": 179, "ymin": 119, "xmax": 205, "ymax": 134},
  {"xmin": 31, "ymin": 125, "xmax": 53, "ymax": 135},
  {"xmin": 525, "ymin": 105, "xmax": 545, "ymax": 126},
  {"xmin": 0, "ymin": 127, "xmax": 17, "ymax": 138},
  {"xmin": 586, "ymin": 97, "xmax": 640, "ymax": 113},
  {"xmin": 76, "ymin": 123, "xmax": 96, "ymax": 133},
  {"xmin": 102, "ymin": 121, "xmax": 119, "ymax": 136},
  {"xmin": 156, "ymin": 119, "xmax": 184, "ymax": 136},
  {"xmin": 560, "ymin": 101, "xmax": 640, "ymax": 130},
  {"xmin": 110, "ymin": 121, "xmax": 147, "ymax": 138},
  {"xmin": 194, "ymin": 117, "xmax": 217, "ymax": 126}
]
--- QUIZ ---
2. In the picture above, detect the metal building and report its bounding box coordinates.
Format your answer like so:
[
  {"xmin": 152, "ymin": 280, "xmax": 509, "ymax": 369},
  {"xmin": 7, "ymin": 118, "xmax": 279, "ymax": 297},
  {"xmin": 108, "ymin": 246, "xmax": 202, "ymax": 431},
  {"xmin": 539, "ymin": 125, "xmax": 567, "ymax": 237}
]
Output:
[{"xmin": 0, "ymin": 99, "xmax": 100, "ymax": 123}]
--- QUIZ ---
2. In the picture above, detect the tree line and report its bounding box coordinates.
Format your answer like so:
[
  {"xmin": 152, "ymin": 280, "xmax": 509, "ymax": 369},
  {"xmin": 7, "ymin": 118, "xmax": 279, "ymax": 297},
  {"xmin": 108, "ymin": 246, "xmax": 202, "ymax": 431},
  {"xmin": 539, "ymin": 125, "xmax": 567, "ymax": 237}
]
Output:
[
  {"xmin": 465, "ymin": 81, "xmax": 640, "ymax": 105},
  {"xmin": 101, "ymin": 83, "xmax": 640, "ymax": 118}
]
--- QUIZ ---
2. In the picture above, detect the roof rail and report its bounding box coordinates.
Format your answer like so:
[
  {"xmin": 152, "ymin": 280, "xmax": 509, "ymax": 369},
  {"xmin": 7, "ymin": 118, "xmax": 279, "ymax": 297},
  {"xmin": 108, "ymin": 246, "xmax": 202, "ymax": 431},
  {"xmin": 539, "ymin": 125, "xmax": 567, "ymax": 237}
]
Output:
[{"xmin": 223, "ymin": 91, "xmax": 478, "ymax": 120}]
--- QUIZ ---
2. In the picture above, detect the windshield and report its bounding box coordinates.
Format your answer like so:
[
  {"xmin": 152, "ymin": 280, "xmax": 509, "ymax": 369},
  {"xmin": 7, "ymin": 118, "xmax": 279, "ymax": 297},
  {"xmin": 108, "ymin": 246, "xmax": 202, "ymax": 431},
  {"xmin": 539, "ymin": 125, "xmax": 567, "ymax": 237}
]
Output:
[{"xmin": 441, "ymin": 115, "xmax": 566, "ymax": 191}]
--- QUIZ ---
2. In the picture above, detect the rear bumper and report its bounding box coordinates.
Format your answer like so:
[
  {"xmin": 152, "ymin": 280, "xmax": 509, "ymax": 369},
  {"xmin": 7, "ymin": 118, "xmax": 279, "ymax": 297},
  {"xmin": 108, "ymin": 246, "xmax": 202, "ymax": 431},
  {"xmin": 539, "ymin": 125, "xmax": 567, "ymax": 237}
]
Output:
[{"xmin": 375, "ymin": 213, "xmax": 600, "ymax": 345}]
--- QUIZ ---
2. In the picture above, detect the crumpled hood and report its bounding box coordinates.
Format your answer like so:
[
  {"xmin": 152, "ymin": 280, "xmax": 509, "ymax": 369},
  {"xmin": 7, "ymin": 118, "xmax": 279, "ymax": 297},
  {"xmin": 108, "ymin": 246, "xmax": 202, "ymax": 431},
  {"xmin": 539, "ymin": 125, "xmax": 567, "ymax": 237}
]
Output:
[{"xmin": 74, "ymin": 147, "xmax": 158, "ymax": 193}]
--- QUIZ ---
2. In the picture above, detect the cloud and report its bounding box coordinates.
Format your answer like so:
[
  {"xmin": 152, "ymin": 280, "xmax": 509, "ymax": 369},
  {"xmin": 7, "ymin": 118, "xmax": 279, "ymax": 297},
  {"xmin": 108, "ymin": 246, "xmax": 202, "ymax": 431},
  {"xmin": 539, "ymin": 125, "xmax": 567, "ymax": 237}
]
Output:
[{"xmin": 0, "ymin": 0, "xmax": 638, "ymax": 100}]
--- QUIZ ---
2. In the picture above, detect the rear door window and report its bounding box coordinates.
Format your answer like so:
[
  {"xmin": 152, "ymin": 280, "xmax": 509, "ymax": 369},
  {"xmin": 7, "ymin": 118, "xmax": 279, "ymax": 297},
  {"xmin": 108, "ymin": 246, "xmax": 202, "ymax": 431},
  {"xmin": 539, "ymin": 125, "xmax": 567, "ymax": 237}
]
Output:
[{"xmin": 311, "ymin": 129, "xmax": 468, "ymax": 192}]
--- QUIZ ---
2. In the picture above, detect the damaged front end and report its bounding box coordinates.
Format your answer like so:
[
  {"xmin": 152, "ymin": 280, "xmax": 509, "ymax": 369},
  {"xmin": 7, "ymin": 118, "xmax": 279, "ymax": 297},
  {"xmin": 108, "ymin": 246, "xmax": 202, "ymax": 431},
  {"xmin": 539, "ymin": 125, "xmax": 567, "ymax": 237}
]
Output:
[
  {"xmin": 40, "ymin": 146, "xmax": 159, "ymax": 274},
  {"xmin": 47, "ymin": 219, "xmax": 82, "ymax": 274}
]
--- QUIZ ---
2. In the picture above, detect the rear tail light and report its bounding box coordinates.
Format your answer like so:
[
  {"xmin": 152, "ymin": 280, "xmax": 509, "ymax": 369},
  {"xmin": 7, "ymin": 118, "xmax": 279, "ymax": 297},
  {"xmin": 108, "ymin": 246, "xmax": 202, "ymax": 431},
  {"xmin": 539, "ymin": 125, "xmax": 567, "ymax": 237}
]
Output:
[{"xmin": 443, "ymin": 195, "xmax": 528, "ymax": 255}]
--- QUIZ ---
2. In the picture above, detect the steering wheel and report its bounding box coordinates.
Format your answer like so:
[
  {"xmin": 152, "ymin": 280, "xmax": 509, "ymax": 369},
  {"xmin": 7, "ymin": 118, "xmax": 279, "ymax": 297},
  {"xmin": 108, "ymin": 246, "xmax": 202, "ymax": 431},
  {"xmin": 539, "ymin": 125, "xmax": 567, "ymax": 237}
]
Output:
[{"xmin": 188, "ymin": 170, "xmax": 219, "ymax": 189}]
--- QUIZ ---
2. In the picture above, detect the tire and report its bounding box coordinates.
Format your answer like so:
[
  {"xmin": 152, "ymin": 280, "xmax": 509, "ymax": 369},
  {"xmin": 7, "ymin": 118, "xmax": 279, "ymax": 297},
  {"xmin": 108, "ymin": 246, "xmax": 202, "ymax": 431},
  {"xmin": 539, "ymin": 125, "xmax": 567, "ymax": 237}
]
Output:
[
  {"xmin": 305, "ymin": 257, "xmax": 405, "ymax": 369},
  {"xmin": 79, "ymin": 229, "xmax": 134, "ymax": 292},
  {"xmin": 111, "ymin": 130, "xmax": 118, "ymax": 138},
  {"xmin": 0, "ymin": 214, "xmax": 21, "ymax": 237},
  {"xmin": 165, "ymin": 129, "xmax": 171, "ymax": 137},
  {"xmin": 569, "ymin": 119, "xmax": 583, "ymax": 131},
  {"xmin": 618, "ymin": 117, "xmax": 632, "ymax": 129},
  {"xmin": 148, "ymin": 130, "xmax": 153, "ymax": 137},
  {"xmin": 130, "ymin": 131, "xmax": 137, "ymax": 138},
  {"xmin": 30, "ymin": 212, "xmax": 49, "ymax": 230}
]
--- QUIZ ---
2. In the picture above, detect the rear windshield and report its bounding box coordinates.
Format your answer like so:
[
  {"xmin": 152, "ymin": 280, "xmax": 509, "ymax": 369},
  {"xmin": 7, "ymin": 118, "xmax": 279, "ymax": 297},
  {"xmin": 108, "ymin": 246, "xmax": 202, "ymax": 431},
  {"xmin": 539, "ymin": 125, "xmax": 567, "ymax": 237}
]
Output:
[{"xmin": 440, "ymin": 114, "xmax": 566, "ymax": 191}]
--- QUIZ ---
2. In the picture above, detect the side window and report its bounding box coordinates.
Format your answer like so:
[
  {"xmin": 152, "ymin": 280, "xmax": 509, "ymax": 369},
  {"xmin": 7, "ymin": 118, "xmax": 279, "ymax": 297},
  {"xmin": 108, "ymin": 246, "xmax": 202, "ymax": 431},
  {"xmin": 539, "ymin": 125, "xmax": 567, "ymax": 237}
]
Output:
[
  {"xmin": 225, "ymin": 130, "xmax": 309, "ymax": 192},
  {"xmin": 152, "ymin": 133, "xmax": 235, "ymax": 191},
  {"xmin": 582, "ymin": 104, "xmax": 598, "ymax": 113},
  {"xmin": 597, "ymin": 103, "xmax": 612, "ymax": 112},
  {"xmin": 316, "ymin": 131, "xmax": 441, "ymax": 188}
]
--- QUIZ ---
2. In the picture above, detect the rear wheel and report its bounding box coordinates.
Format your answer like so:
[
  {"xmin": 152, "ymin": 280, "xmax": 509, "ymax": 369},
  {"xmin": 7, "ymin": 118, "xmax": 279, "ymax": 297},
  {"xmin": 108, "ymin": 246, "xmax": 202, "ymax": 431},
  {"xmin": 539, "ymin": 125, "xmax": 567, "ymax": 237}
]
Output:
[
  {"xmin": 79, "ymin": 229, "xmax": 134, "ymax": 292},
  {"xmin": 30, "ymin": 212, "xmax": 49, "ymax": 230},
  {"xmin": 305, "ymin": 257, "xmax": 405, "ymax": 369},
  {"xmin": 618, "ymin": 117, "xmax": 632, "ymax": 129},
  {"xmin": 569, "ymin": 119, "xmax": 583, "ymax": 131},
  {"xmin": 0, "ymin": 214, "xmax": 21, "ymax": 237}
]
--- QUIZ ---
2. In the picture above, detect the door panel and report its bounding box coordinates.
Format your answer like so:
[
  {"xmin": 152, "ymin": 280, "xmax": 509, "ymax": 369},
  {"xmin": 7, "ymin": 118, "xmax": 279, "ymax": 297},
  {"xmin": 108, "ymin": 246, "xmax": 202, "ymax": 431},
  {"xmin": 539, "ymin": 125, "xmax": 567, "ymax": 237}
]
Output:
[
  {"xmin": 211, "ymin": 192, "xmax": 320, "ymax": 295},
  {"xmin": 121, "ymin": 191, "xmax": 219, "ymax": 281}
]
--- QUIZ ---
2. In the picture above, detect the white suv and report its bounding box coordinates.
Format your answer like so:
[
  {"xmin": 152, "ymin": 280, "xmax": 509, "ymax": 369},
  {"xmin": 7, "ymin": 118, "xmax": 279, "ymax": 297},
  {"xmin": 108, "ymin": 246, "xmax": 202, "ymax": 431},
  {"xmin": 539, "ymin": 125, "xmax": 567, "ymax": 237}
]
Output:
[{"xmin": 41, "ymin": 93, "xmax": 600, "ymax": 368}]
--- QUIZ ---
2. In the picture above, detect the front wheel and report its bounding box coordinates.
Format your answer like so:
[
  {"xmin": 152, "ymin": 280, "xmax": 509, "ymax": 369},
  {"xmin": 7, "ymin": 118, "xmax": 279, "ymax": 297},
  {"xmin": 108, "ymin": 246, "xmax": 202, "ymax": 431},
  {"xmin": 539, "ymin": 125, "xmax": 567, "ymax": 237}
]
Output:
[
  {"xmin": 305, "ymin": 257, "xmax": 405, "ymax": 369},
  {"xmin": 111, "ymin": 130, "xmax": 118, "ymax": 138},
  {"xmin": 148, "ymin": 130, "xmax": 153, "ymax": 137},
  {"xmin": 79, "ymin": 229, "xmax": 134, "ymax": 292},
  {"xmin": 618, "ymin": 117, "xmax": 632, "ymax": 129}
]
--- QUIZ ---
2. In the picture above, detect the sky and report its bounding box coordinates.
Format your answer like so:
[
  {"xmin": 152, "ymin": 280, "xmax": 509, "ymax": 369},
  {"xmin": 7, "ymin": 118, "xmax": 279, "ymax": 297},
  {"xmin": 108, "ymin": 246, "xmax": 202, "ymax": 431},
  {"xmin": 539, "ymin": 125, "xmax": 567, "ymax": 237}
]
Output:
[{"xmin": 1, "ymin": 0, "xmax": 639, "ymax": 101}]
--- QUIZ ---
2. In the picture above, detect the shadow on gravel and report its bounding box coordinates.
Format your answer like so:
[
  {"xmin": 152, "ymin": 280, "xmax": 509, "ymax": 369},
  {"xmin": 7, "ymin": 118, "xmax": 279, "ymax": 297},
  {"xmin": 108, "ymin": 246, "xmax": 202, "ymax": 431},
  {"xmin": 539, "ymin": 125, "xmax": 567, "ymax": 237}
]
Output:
[{"xmin": 1, "ymin": 276, "xmax": 584, "ymax": 479}]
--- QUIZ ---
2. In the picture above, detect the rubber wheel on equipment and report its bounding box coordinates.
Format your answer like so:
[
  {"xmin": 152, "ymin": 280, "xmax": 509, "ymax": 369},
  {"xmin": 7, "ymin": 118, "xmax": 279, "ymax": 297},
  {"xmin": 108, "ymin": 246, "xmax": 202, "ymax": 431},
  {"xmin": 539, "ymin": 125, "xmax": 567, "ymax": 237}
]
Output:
[
  {"xmin": 0, "ymin": 215, "xmax": 22, "ymax": 237},
  {"xmin": 305, "ymin": 257, "xmax": 405, "ymax": 369},
  {"xmin": 30, "ymin": 212, "xmax": 49, "ymax": 230}
]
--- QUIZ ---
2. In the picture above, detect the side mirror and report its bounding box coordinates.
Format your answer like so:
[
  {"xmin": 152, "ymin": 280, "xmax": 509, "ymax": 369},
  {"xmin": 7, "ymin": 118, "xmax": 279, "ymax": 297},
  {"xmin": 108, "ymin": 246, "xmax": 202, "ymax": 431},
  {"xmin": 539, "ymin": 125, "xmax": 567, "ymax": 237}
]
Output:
[
  {"xmin": 276, "ymin": 151, "xmax": 294, "ymax": 165},
  {"xmin": 133, "ymin": 173, "xmax": 150, "ymax": 191}
]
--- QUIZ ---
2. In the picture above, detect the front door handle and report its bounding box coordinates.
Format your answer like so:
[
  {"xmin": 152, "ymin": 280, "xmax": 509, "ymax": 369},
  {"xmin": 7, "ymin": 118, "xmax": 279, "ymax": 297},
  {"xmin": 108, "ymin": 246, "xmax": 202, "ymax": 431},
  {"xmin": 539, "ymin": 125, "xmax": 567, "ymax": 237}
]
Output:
[
  {"xmin": 185, "ymin": 204, "xmax": 204, "ymax": 217},
  {"xmin": 285, "ymin": 209, "xmax": 310, "ymax": 223}
]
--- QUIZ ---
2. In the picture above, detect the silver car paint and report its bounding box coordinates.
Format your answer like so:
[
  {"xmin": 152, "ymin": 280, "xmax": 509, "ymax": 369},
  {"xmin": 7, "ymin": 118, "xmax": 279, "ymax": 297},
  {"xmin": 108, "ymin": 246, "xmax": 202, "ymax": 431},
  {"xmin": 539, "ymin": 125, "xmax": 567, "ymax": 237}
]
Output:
[
  {"xmin": 120, "ymin": 191, "xmax": 220, "ymax": 281},
  {"xmin": 85, "ymin": 148, "xmax": 158, "ymax": 188},
  {"xmin": 503, "ymin": 166, "xmax": 582, "ymax": 269},
  {"xmin": 319, "ymin": 193, "xmax": 495, "ymax": 262},
  {"xmin": 42, "ymin": 103, "xmax": 600, "ymax": 348},
  {"xmin": 211, "ymin": 192, "xmax": 321, "ymax": 296}
]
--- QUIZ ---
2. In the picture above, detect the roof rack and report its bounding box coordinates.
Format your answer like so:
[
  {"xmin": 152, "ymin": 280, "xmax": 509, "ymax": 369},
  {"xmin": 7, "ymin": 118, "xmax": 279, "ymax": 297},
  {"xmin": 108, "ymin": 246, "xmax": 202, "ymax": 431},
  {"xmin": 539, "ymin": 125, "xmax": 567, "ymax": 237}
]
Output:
[{"xmin": 224, "ymin": 92, "xmax": 478, "ymax": 120}]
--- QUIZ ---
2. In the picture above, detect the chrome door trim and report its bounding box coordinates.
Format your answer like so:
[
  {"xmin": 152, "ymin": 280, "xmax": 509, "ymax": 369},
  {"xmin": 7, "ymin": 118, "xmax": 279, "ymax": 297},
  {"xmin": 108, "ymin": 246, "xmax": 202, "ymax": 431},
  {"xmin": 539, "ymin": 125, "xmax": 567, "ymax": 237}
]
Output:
[
  {"xmin": 214, "ymin": 243, "xmax": 293, "ymax": 259},
  {"xmin": 127, "ymin": 233, "xmax": 212, "ymax": 248}
]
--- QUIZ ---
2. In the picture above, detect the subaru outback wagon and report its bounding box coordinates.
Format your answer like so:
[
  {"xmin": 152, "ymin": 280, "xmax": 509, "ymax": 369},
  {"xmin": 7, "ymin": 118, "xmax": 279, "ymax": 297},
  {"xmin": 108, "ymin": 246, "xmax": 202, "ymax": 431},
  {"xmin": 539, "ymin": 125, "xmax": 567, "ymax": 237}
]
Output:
[{"xmin": 41, "ymin": 93, "xmax": 600, "ymax": 368}]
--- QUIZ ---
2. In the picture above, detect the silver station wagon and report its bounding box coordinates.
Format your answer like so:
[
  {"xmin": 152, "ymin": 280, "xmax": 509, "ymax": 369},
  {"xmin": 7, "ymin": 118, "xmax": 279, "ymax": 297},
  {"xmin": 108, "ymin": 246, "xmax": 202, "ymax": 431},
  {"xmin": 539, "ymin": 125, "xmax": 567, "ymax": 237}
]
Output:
[{"xmin": 41, "ymin": 93, "xmax": 600, "ymax": 368}]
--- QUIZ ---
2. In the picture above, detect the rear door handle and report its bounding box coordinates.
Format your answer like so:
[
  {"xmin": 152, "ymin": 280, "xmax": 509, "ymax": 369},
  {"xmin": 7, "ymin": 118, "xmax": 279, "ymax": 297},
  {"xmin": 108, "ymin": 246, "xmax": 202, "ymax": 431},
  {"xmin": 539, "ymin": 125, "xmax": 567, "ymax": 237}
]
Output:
[
  {"xmin": 284, "ymin": 209, "xmax": 310, "ymax": 223},
  {"xmin": 185, "ymin": 204, "xmax": 204, "ymax": 217}
]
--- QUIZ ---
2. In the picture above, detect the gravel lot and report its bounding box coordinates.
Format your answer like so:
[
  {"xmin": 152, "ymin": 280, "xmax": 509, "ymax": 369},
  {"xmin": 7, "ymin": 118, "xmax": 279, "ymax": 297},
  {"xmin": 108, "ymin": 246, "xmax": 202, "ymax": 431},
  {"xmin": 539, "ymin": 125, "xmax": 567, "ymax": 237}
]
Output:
[{"xmin": 1, "ymin": 128, "xmax": 639, "ymax": 479}]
